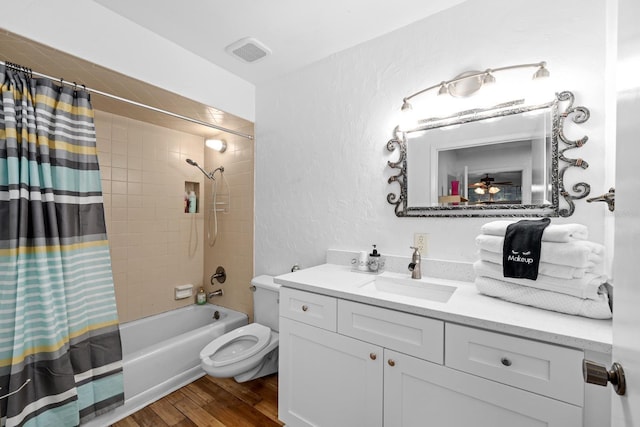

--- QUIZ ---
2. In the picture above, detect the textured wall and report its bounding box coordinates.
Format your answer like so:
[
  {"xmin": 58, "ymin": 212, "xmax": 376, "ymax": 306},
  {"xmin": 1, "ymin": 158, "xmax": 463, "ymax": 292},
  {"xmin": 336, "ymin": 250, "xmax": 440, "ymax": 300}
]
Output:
[
  {"xmin": 255, "ymin": 0, "xmax": 610, "ymax": 276},
  {"xmin": 96, "ymin": 111, "xmax": 206, "ymax": 322}
]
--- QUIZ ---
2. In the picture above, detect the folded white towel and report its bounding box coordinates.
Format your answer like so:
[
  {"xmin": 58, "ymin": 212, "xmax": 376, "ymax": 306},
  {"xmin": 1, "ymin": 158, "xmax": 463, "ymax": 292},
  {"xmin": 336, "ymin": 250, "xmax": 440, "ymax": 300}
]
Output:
[
  {"xmin": 481, "ymin": 221, "xmax": 588, "ymax": 242},
  {"xmin": 478, "ymin": 249, "xmax": 598, "ymax": 279},
  {"xmin": 475, "ymin": 276, "xmax": 612, "ymax": 319},
  {"xmin": 475, "ymin": 234, "xmax": 604, "ymax": 268},
  {"xmin": 474, "ymin": 260, "xmax": 606, "ymax": 300}
]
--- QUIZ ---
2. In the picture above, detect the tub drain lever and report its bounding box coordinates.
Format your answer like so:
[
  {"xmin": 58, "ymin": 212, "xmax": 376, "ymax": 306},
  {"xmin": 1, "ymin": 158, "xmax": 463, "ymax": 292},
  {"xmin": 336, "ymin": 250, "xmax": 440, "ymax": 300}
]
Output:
[{"xmin": 211, "ymin": 266, "xmax": 226, "ymax": 284}]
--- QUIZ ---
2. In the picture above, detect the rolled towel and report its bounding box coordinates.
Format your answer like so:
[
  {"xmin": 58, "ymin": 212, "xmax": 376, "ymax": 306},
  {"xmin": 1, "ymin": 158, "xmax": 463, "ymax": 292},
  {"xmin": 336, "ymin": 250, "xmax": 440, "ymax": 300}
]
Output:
[
  {"xmin": 475, "ymin": 276, "xmax": 612, "ymax": 319},
  {"xmin": 479, "ymin": 249, "xmax": 598, "ymax": 279},
  {"xmin": 476, "ymin": 234, "xmax": 604, "ymax": 268},
  {"xmin": 474, "ymin": 260, "xmax": 606, "ymax": 300},
  {"xmin": 481, "ymin": 220, "xmax": 588, "ymax": 242}
]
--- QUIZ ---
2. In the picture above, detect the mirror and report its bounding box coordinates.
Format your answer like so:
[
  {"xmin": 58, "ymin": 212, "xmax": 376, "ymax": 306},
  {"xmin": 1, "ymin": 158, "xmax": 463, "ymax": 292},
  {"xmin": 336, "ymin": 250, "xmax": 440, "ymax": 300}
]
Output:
[{"xmin": 387, "ymin": 91, "xmax": 590, "ymax": 217}]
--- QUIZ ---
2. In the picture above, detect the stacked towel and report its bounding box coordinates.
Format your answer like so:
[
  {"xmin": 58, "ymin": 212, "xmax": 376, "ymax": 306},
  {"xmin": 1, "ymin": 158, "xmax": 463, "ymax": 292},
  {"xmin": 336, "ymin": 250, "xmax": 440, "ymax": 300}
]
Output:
[
  {"xmin": 474, "ymin": 220, "xmax": 612, "ymax": 319},
  {"xmin": 481, "ymin": 221, "xmax": 589, "ymax": 242},
  {"xmin": 476, "ymin": 235, "xmax": 604, "ymax": 268},
  {"xmin": 474, "ymin": 260, "xmax": 604, "ymax": 300},
  {"xmin": 475, "ymin": 277, "xmax": 612, "ymax": 319},
  {"xmin": 478, "ymin": 250, "xmax": 599, "ymax": 279}
]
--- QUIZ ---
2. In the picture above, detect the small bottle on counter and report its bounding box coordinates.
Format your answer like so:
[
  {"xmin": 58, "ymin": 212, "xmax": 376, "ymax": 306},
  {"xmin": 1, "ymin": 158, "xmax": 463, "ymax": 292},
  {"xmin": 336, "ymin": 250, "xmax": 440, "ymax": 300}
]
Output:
[
  {"xmin": 196, "ymin": 287, "xmax": 206, "ymax": 305},
  {"xmin": 368, "ymin": 244, "xmax": 385, "ymax": 273}
]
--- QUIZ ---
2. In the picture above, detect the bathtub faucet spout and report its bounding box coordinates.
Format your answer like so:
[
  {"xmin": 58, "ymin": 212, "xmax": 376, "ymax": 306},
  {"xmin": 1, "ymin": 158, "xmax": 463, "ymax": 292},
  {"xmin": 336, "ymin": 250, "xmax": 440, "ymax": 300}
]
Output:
[{"xmin": 208, "ymin": 289, "xmax": 224, "ymax": 299}]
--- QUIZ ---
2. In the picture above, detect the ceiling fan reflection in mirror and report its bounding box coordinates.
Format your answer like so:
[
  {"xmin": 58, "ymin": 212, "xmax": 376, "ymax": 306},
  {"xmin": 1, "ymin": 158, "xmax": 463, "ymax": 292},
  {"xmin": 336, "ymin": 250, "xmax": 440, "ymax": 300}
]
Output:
[{"xmin": 468, "ymin": 173, "xmax": 520, "ymax": 203}]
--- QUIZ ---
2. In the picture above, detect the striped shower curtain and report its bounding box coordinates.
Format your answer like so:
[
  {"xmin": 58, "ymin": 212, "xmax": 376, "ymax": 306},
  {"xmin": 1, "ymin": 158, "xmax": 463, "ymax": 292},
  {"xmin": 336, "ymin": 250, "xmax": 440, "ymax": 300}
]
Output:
[{"xmin": 0, "ymin": 64, "xmax": 123, "ymax": 426}]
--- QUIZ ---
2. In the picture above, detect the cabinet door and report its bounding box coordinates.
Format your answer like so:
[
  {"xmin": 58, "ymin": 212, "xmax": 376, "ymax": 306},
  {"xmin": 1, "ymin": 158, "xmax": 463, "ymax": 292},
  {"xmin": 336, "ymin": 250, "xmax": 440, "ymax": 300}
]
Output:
[
  {"xmin": 384, "ymin": 349, "xmax": 582, "ymax": 427},
  {"xmin": 279, "ymin": 317, "xmax": 383, "ymax": 427}
]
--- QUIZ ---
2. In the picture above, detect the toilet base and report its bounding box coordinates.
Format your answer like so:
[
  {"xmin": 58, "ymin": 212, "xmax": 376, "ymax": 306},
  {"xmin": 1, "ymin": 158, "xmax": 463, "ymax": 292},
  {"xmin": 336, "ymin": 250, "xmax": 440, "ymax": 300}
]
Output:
[
  {"xmin": 234, "ymin": 347, "xmax": 279, "ymax": 383},
  {"xmin": 201, "ymin": 330, "xmax": 279, "ymax": 383}
]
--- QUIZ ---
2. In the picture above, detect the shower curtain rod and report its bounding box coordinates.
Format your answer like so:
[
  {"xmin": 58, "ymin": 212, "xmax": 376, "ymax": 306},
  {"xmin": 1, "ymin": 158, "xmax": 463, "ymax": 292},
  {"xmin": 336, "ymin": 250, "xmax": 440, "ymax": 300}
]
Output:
[{"xmin": 0, "ymin": 60, "xmax": 254, "ymax": 140}]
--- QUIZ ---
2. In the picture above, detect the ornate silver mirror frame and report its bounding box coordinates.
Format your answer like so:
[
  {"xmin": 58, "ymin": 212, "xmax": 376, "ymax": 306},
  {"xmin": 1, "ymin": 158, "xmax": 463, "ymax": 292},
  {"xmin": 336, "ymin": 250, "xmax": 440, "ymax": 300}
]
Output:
[{"xmin": 386, "ymin": 91, "xmax": 590, "ymax": 217}]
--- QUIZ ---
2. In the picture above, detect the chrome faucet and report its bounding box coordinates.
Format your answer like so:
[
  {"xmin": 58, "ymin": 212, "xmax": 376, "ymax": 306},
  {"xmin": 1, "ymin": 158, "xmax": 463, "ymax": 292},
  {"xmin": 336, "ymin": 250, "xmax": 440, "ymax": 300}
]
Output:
[
  {"xmin": 408, "ymin": 246, "xmax": 421, "ymax": 279},
  {"xmin": 208, "ymin": 289, "xmax": 224, "ymax": 299}
]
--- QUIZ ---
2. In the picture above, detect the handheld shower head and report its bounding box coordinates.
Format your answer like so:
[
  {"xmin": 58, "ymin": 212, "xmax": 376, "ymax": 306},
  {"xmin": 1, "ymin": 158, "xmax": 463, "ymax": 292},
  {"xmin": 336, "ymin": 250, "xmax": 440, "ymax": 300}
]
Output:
[{"xmin": 186, "ymin": 158, "xmax": 197, "ymax": 166}]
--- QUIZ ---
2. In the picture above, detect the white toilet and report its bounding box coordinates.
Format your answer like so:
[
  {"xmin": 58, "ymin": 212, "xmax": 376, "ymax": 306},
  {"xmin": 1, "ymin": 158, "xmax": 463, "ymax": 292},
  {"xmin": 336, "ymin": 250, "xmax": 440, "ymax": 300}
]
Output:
[{"xmin": 200, "ymin": 275, "xmax": 280, "ymax": 383}]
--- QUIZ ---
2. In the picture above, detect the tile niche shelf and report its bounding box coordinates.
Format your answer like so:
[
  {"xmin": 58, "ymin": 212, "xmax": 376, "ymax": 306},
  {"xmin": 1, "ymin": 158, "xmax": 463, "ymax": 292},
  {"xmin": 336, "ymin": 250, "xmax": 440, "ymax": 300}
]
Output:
[{"xmin": 184, "ymin": 181, "xmax": 200, "ymax": 214}]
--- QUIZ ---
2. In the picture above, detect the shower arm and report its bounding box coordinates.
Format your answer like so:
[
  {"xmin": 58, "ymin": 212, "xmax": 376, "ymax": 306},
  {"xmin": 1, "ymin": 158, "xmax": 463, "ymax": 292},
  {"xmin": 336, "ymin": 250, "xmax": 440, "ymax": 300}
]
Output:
[
  {"xmin": 186, "ymin": 159, "xmax": 224, "ymax": 180},
  {"xmin": 196, "ymin": 165, "xmax": 214, "ymax": 180},
  {"xmin": 211, "ymin": 166, "xmax": 225, "ymax": 180}
]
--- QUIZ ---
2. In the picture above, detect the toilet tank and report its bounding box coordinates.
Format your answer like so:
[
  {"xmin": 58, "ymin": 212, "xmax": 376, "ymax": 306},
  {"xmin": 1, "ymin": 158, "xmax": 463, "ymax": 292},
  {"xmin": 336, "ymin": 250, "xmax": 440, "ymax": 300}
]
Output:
[{"xmin": 251, "ymin": 275, "xmax": 281, "ymax": 332}]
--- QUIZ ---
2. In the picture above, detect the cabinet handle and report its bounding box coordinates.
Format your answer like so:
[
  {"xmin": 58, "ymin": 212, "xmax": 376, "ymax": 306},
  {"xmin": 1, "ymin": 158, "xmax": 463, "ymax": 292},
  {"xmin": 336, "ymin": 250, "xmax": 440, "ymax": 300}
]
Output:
[
  {"xmin": 388, "ymin": 359, "xmax": 395, "ymax": 367},
  {"xmin": 301, "ymin": 305, "xmax": 308, "ymax": 312},
  {"xmin": 370, "ymin": 353, "xmax": 377, "ymax": 360},
  {"xmin": 501, "ymin": 357, "xmax": 512, "ymax": 367}
]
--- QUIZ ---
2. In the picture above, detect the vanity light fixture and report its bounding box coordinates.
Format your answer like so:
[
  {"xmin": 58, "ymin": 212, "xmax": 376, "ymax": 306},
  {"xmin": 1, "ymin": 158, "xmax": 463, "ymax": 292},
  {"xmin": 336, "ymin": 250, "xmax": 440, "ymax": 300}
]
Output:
[
  {"xmin": 205, "ymin": 139, "xmax": 227, "ymax": 153},
  {"xmin": 399, "ymin": 61, "xmax": 550, "ymax": 121}
]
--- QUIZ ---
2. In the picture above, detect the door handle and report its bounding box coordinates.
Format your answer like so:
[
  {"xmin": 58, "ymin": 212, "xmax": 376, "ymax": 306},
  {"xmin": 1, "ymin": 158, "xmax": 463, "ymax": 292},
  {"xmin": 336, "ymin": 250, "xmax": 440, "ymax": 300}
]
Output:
[{"xmin": 583, "ymin": 359, "xmax": 626, "ymax": 395}]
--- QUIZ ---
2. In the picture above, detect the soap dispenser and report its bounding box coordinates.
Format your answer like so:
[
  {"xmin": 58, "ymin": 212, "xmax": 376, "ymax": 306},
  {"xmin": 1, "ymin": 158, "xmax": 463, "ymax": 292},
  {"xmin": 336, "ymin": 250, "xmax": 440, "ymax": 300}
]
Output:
[
  {"xmin": 367, "ymin": 244, "xmax": 385, "ymax": 273},
  {"xmin": 196, "ymin": 287, "xmax": 206, "ymax": 305}
]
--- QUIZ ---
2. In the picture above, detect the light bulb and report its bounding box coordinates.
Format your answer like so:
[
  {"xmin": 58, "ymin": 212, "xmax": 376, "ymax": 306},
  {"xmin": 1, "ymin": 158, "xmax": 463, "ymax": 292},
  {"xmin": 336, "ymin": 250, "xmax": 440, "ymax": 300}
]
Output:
[
  {"xmin": 398, "ymin": 102, "xmax": 418, "ymax": 132},
  {"xmin": 205, "ymin": 139, "xmax": 227, "ymax": 152},
  {"xmin": 525, "ymin": 75, "xmax": 554, "ymax": 105}
]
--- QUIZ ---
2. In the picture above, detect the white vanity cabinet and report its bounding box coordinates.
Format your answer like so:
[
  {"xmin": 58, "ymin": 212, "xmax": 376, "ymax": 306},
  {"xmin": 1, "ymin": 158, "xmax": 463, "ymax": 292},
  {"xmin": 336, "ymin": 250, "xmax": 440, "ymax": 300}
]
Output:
[
  {"xmin": 278, "ymin": 287, "xmax": 383, "ymax": 426},
  {"xmin": 279, "ymin": 317, "xmax": 383, "ymax": 427},
  {"xmin": 279, "ymin": 287, "xmax": 586, "ymax": 427},
  {"xmin": 384, "ymin": 349, "xmax": 581, "ymax": 427}
]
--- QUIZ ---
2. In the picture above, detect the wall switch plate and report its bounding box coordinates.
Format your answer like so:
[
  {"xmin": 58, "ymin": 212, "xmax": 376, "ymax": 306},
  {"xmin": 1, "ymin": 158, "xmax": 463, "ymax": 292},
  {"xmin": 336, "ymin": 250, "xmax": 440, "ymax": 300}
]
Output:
[{"xmin": 413, "ymin": 233, "xmax": 428, "ymax": 255}]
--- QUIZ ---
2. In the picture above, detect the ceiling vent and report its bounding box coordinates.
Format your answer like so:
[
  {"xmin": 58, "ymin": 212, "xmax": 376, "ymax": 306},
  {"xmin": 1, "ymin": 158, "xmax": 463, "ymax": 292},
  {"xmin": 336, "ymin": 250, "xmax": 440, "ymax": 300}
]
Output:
[{"xmin": 225, "ymin": 37, "xmax": 271, "ymax": 63}]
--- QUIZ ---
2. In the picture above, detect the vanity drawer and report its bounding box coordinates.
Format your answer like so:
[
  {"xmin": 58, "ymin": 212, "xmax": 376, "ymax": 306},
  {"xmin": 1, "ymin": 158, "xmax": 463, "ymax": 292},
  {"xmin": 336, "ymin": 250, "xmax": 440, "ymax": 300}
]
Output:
[
  {"xmin": 445, "ymin": 323, "xmax": 584, "ymax": 406},
  {"xmin": 337, "ymin": 300, "xmax": 444, "ymax": 364},
  {"xmin": 280, "ymin": 287, "xmax": 337, "ymax": 331}
]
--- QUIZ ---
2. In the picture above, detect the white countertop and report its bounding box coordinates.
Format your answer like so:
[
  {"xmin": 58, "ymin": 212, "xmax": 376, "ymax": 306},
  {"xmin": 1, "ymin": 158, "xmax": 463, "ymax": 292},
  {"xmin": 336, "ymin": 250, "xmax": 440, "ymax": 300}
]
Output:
[{"xmin": 275, "ymin": 263, "xmax": 612, "ymax": 354}]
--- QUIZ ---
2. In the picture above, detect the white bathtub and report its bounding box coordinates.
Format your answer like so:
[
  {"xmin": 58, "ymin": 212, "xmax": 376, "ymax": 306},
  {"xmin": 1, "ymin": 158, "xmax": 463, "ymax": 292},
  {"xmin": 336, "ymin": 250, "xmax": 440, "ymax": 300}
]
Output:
[{"xmin": 84, "ymin": 304, "xmax": 248, "ymax": 426}]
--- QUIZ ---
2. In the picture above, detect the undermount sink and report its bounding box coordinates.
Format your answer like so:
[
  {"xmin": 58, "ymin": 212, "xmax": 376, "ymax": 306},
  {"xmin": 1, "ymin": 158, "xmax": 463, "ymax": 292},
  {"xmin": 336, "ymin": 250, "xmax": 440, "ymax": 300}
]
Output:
[{"xmin": 359, "ymin": 275, "xmax": 456, "ymax": 303}]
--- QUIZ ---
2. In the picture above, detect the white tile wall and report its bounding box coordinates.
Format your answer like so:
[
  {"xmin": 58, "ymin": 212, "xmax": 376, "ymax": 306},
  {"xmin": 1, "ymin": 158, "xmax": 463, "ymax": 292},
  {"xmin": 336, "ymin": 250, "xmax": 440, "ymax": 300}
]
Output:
[
  {"xmin": 203, "ymin": 131, "xmax": 256, "ymax": 320},
  {"xmin": 95, "ymin": 110, "xmax": 207, "ymax": 322}
]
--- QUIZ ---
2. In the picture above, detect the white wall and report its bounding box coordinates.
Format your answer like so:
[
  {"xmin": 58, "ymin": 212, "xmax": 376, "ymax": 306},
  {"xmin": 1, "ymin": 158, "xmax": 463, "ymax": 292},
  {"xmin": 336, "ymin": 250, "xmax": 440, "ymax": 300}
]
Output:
[
  {"xmin": 255, "ymin": 0, "xmax": 610, "ymax": 276},
  {"xmin": 0, "ymin": 0, "xmax": 255, "ymax": 122}
]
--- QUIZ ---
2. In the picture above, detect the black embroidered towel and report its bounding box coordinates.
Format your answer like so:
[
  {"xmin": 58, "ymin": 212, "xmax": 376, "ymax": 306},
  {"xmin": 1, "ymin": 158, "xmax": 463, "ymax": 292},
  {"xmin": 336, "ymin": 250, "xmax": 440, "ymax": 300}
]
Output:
[{"xmin": 502, "ymin": 218, "xmax": 551, "ymax": 280}]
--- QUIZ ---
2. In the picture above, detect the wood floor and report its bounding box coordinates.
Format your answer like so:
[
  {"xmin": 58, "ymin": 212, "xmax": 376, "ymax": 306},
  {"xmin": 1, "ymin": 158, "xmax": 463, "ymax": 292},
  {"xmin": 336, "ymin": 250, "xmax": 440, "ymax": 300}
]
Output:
[{"xmin": 112, "ymin": 374, "xmax": 283, "ymax": 427}]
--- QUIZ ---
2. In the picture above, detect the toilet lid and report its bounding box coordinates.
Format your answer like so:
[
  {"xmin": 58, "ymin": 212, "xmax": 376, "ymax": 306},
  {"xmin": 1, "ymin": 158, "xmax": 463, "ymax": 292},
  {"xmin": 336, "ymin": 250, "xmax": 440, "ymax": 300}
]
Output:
[{"xmin": 200, "ymin": 323, "xmax": 271, "ymax": 368}]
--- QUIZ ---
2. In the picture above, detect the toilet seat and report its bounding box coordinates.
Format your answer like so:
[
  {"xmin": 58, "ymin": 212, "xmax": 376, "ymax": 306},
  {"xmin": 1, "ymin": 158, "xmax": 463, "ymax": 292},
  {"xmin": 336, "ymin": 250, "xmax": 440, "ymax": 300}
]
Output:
[{"xmin": 200, "ymin": 323, "xmax": 271, "ymax": 368}]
